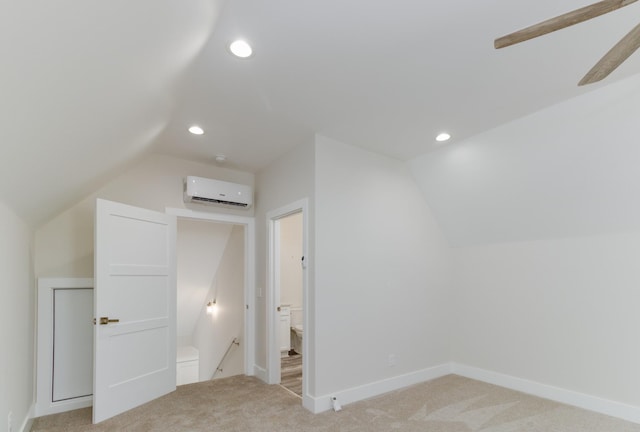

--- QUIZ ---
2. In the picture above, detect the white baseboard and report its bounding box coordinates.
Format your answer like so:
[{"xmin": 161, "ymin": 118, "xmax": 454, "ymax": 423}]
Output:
[
  {"xmin": 20, "ymin": 403, "xmax": 35, "ymax": 432},
  {"xmin": 308, "ymin": 363, "xmax": 452, "ymax": 414},
  {"xmin": 451, "ymin": 363, "xmax": 640, "ymax": 425},
  {"xmin": 34, "ymin": 395, "xmax": 92, "ymax": 418},
  {"xmin": 21, "ymin": 417, "xmax": 34, "ymax": 432},
  {"xmin": 253, "ymin": 365, "xmax": 268, "ymax": 383}
]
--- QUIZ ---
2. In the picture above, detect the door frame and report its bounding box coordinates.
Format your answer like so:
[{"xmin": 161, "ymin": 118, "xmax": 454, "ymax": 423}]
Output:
[
  {"xmin": 166, "ymin": 207, "xmax": 256, "ymax": 376},
  {"xmin": 266, "ymin": 199, "xmax": 309, "ymax": 400},
  {"xmin": 35, "ymin": 278, "xmax": 94, "ymax": 417}
]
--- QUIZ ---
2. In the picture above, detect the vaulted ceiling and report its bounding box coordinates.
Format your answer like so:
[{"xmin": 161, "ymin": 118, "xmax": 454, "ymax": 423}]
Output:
[{"xmin": 2, "ymin": 0, "xmax": 640, "ymax": 227}]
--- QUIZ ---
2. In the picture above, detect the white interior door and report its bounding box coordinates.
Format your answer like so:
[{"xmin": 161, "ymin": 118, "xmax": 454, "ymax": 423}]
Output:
[
  {"xmin": 271, "ymin": 218, "xmax": 283, "ymax": 383},
  {"xmin": 93, "ymin": 199, "xmax": 177, "ymax": 424}
]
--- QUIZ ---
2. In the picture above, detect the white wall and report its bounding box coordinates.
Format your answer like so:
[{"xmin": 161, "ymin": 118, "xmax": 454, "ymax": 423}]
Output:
[
  {"xmin": 192, "ymin": 225, "xmax": 245, "ymax": 380},
  {"xmin": 314, "ymin": 135, "xmax": 452, "ymax": 397},
  {"xmin": 254, "ymin": 138, "xmax": 315, "ymax": 388},
  {"xmin": 35, "ymin": 153, "xmax": 254, "ymax": 278},
  {"xmin": 176, "ymin": 219, "xmax": 232, "ymax": 346},
  {"xmin": 452, "ymin": 232, "xmax": 640, "ymax": 407},
  {"xmin": 409, "ymin": 73, "xmax": 640, "ymax": 413},
  {"xmin": 280, "ymin": 212, "xmax": 303, "ymax": 312},
  {"xmin": 0, "ymin": 200, "xmax": 34, "ymax": 432}
]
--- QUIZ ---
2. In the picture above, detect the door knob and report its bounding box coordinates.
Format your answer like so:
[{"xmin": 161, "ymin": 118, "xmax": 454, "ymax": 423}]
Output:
[{"xmin": 98, "ymin": 316, "xmax": 120, "ymax": 325}]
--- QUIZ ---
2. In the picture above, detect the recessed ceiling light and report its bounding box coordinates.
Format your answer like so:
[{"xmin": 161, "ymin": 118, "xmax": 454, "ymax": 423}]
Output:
[
  {"xmin": 229, "ymin": 40, "xmax": 253, "ymax": 58},
  {"xmin": 188, "ymin": 125, "xmax": 204, "ymax": 135},
  {"xmin": 436, "ymin": 132, "xmax": 451, "ymax": 142}
]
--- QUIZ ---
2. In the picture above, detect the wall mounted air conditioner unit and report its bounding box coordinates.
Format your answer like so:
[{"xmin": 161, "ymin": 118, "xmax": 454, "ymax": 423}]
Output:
[{"xmin": 183, "ymin": 176, "xmax": 253, "ymax": 209}]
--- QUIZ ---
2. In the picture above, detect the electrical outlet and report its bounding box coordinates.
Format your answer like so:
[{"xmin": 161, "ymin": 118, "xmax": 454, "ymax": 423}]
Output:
[
  {"xmin": 388, "ymin": 354, "xmax": 396, "ymax": 367},
  {"xmin": 8, "ymin": 411, "xmax": 12, "ymax": 432},
  {"xmin": 331, "ymin": 396, "xmax": 342, "ymax": 412}
]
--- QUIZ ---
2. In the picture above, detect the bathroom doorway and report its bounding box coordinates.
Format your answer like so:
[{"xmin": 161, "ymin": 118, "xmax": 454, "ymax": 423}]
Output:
[
  {"xmin": 276, "ymin": 211, "xmax": 303, "ymax": 396},
  {"xmin": 267, "ymin": 199, "xmax": 308, "ymax": 403}
]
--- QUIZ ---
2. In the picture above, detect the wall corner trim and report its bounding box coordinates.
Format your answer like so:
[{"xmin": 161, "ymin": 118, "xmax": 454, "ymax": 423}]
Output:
[
  {"xmin": 451, "ymin": 363, "xmax": 640, "ymax": 425},
  {"xmin": 21, "ymin": 403, "xmax": 35, "ymax": 432},
  {"xmin": 254, "ymin": 365, "xmax": 268, "ymax": 383},
  {"xmin": 307, "ymin": 363, "xmax": 452, "ymax": 414}
]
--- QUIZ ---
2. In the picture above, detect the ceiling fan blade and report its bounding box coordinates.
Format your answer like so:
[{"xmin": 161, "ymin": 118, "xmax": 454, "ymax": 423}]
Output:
[
  {"xmin": 579, "ymin": 22, "xmax": 640, "ymax": 85},
  {"xmin": 495, "ymin": 0, "xmax": 638, "ymax": 49}
]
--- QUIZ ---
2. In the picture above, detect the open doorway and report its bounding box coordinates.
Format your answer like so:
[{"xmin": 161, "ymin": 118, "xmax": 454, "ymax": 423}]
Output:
[
  {"xmin": 168, "ymin": 208, "xmax": 256, "ymax": 379},
  {"xmin": 267, "ymin": 199, "xmax": 308, "ymax": 402},
  {"xmin": 276, "ymin": 212, "xmax": 303, "ymax": 396},
  {"xmin": 176, "ymin": 219, "xmax": 245, "ymax": 384}
]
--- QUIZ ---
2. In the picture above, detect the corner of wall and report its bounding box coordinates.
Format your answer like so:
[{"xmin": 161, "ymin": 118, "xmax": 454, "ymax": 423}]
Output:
[
  {"xmin": 452, "ymin": 363, "xmax": 640, "ymax": 425},
  {"xmin": 0, "ymin": 200, "xmax": 36, "ymax": 432},
  {"xmin": 307, "ymin": 364, "xmax": 452, "ymax": 414}
]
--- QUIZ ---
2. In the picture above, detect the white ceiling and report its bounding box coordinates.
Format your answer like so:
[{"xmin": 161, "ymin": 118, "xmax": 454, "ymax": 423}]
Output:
[{"xmin": 3, "ymin": 0, "xmax": 640, "ymax": 226}]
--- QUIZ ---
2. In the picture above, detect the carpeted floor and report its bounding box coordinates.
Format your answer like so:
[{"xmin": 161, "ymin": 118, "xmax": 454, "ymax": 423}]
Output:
[{"xmin": 31, "ymin": 374, "xmax": 640, "ymax": 432}]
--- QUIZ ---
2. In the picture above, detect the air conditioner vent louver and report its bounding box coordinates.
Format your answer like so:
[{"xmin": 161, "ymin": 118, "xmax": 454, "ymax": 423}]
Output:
[
  {"xmin": 184, "ymin": 176, "xmax": 253, "ymax": 209},
  {"xmin": 191, "ymin": 196, "xmax": 249, "ymax": 208}
]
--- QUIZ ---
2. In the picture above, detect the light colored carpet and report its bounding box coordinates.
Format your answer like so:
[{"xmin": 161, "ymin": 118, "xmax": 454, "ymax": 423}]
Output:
[{"xmin": 31, "ymin": 374, "xmax": 640, "ymax": 431}]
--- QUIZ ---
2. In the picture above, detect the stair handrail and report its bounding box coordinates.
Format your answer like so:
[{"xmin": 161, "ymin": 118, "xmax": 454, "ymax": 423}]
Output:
[{"xmin": 211, "ymin": 337, "xmax": 240, "ymax": 379}]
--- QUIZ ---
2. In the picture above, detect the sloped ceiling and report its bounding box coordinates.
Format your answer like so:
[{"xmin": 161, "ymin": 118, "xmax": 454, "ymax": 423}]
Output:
[
  {"xmin": 0, "ymin": 0, "xmax": 225, "ymax": 226},
  {"xmin": 2, "ymin": 0, "xmax": 640, "ymax": 229},
  {"xmin": 410, "ymin": 74, "xmax": 640, "ymax": 247}
]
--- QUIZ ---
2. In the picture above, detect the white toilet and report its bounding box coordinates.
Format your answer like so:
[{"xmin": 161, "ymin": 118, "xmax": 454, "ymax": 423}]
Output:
[
  {"xmin": 292, "ymin": 324, "xmax": 303, "ymax": 337},
  {"xmin": 290, "ymin": 307, "xmax": 303, "ymax": 354},
  {"xmin": 291, "ymin": 324, "xmax": 303, "ymax": 354}
]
